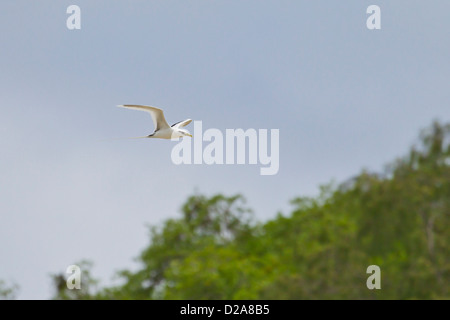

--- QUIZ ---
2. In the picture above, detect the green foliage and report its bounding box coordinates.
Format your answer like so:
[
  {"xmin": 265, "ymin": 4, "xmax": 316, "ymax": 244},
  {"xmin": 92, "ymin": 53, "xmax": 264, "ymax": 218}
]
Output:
[
  {"xmin": 52, "ymin": 121, "xmax": 450, "ymax": 300},
  {"xmin": 101, "ymin": 194, "xmax": 255, "ymax": 300},
  {"xmin": 51, "ymin": 260, "xmax": 99, "ymax": 300},
  {"xmin": 0, "ymin": 280, "xmax": 19, "ymax": 300}
]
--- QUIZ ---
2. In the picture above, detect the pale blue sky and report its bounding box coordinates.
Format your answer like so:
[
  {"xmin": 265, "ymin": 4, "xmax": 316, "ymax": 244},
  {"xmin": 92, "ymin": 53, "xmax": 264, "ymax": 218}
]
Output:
[{"xmin": 1, "ymin": 1, "xmax": 449, "ymax": 299}]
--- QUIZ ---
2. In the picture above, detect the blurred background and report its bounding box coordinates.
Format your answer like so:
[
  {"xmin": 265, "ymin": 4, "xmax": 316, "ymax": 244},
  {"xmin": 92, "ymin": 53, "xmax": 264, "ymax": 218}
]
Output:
[{"xmin": 0, "ymin": 1, "xmax": 448, "ymax": 299}]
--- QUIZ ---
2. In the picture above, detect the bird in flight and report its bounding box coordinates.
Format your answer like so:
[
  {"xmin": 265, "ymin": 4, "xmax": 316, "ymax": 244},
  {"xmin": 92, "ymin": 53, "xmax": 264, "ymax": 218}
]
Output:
[{"xmin": 118, "ymin": 105, "xmax": 192, "ymax": 139}]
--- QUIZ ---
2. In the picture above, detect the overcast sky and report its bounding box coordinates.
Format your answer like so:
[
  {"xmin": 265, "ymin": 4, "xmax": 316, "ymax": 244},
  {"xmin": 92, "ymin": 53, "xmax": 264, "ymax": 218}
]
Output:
[{"xmin": 1, "ymin": 1, "xmax": 449, "ymax": 299}]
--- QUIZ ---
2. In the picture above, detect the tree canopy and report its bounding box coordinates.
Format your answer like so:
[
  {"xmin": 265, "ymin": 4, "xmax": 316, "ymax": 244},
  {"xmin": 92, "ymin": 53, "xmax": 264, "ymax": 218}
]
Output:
[
  {"xmin": 0, "ymin": 280, "xmax": 19, "ymax": 300},
  {"xmin": 51, "ymin": 121, "xmax": 449, "ymax": 300}
]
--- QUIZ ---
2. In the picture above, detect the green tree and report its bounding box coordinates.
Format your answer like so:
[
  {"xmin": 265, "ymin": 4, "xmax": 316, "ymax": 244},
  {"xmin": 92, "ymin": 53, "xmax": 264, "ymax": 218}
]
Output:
[
  {"xmin": 51, "ymin": 121, "xmax": 449, "ymax": 300},
  {"xmin": 51, "ymin": 260, "xmax": 99, "ymax": 300},
  {"xmin": 103, "ymin": 194, "xmax": 255, "ymax": 299},
  {"xmin": 0, "ymin": 280, "xmax": 19, "ymax": 300}
]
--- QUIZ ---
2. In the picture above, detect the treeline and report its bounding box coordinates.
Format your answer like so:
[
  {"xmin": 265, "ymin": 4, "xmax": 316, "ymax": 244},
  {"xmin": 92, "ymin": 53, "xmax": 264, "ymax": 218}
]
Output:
[{"xmin": 51, "ymin": 121, "xmax": 449, "ymax": 300}]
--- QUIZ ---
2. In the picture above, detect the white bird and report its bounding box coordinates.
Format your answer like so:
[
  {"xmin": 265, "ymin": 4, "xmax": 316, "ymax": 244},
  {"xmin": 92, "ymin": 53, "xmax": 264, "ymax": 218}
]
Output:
[{"xmin": 118, "ymin": 105, "xmax": 192, "ymax": 139}]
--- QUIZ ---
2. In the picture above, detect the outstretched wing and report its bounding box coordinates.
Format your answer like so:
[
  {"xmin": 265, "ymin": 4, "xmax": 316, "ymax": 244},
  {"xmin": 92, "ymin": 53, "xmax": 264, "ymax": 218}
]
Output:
[
  {"xmin": 171, "ymin": 119, "xmax": 192, "ymax": 128},
  {"xmin": 118, "ymin": 105, "xmax": 170, "ymax": 131}
]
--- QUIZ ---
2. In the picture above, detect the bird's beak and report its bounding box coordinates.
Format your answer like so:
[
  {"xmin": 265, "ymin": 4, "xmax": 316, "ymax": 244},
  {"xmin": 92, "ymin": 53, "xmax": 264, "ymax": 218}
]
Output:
[{"xmin": 188, "ymin": 134, "xmax": 193, "ymax": 137}]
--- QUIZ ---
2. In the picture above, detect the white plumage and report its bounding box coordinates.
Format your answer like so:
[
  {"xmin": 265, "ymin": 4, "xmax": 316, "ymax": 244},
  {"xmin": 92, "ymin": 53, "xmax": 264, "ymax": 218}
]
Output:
[{"xmin": 118, "ymin": 105, "xmax": 192, "ymax": 139}]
